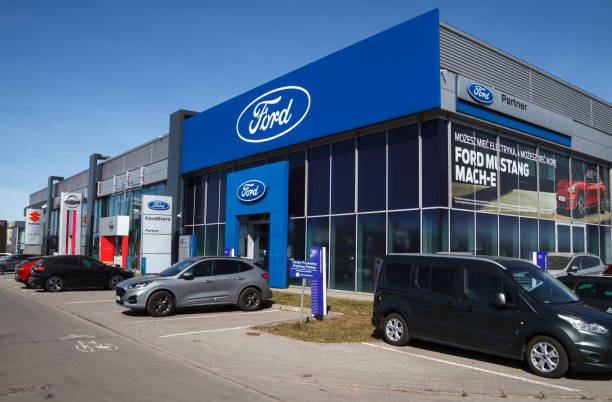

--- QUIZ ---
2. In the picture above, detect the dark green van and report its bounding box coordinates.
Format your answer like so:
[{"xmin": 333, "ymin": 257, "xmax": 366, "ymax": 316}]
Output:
[{"xmin": 371, "ymin": 254, "xmax": 612, "ymax": 378}]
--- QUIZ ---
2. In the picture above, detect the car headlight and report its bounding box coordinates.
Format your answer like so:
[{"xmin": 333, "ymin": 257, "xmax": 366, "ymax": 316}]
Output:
[
  {"xmin": 558, "ymin": 314, "xmax": 608, "ymax": 334},
  {"xmin": 126, "ymin": 282, "xmax": 153, "ymax": 289}
]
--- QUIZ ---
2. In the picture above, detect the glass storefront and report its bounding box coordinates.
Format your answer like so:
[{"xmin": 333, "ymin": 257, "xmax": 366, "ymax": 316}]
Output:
[{"xmin": 181, "ymin": 118, "xmax": 612, "ymax": 292}]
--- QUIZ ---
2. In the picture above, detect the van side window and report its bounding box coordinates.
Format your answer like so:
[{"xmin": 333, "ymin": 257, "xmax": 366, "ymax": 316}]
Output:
[
  {"xmin": 466, "ymin": 269, "xmax": 516, "ymax": 304},
  {"xmin": 416, "ymin": 265, "xmax": 454, "ymax": 294},
  {"xmin": 382, "ymin": 263, "xmax": 412, "ymax": 287}
]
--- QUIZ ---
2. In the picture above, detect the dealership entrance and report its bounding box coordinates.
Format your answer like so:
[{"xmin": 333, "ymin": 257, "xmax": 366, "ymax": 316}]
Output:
[
  {"xmin": 556, "ymin": 222, "xmax": 586, "ymax": 253},
  {"xmin": 238, "ymin": 214, "xmax": 269, "ymax": 270}
]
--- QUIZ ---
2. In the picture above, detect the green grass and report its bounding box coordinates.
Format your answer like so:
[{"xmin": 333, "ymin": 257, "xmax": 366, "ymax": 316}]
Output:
[{"xmin": 255, "ymin": 291, "xmax": 380, "ymax": 343}]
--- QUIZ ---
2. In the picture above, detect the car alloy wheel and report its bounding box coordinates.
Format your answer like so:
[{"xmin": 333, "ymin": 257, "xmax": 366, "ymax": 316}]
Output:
[
  {"xmin": 385, "ymin": 317, "xmax": 404, "ymax": 342},
  {"xmin": 382, "ymin": 313, "xmax": 410, "ymax": 346},
  {"xmin": 147, "ymin": 291, "xmax": 175, "ymax": 317},
  {"xmin": 46, "ymin": 276, "xmax": 64, "ymax": 292},
  {"xmin": 530, "ymin": 342, "xmax": 559, "ymax": 373},
  {"xmin": 525, "ymin": 336, "xmax": 568, "ymax": 378},
  {"xmin": 238, "ymin": 288, "xmax": 262, "ymax": 311},
  {"xmin": 108, "ymin": 275, "xmax": 123, "ymax": 290}
]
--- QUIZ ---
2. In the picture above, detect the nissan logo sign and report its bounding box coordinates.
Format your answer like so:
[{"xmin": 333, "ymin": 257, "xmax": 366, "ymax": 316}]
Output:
[
  {"xmin": 64, "ymin": 195, "xmax": 81, "ymax": 208},
  {"xmin": 147, "ymin": 200, "xmax": 170, "ymax": 211}
]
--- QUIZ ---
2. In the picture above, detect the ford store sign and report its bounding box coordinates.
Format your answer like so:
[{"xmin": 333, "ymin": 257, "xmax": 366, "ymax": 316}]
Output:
[
  {"xmin": 148, "ymin": 200, "xmax": 170, "ymax": 211},
  {"xmin": 237, "ymin": 180, "xmax": 266, "ymax": 202},
  {"xmin": 467, "ymin": 82, "xmax": 494, "ymax": 104},
  {"xmin": 236, "ymin": 86, "xmax": 311, "ymax": 143}
]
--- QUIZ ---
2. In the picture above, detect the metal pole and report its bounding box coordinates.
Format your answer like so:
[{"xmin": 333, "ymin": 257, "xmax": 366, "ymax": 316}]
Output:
[{"xmin": 300, "ymin": 278, "xmax": 305, "ymax": 326}]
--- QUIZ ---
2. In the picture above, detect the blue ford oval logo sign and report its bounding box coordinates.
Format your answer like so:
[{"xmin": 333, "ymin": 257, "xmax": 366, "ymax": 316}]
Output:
[
  {"xmin": 467, "ymin": 82, "xmax": 494, "ymax": 104},
  {"xmin": 237, "ymin": 180, "xmax": 266, "ymax": 202},
  {"xmin": 148, "ymin": 200, "xmax": 170, "ymax": 211},
  {"xmin": 236, "ymin": 86, "xmax": 310, "ymax": 143}
]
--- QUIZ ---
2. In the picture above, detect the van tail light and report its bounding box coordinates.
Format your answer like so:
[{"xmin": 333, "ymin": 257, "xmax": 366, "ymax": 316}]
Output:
[{"xmin": 261, "ymin": 273, "xmax": 269, "ymax": 280}]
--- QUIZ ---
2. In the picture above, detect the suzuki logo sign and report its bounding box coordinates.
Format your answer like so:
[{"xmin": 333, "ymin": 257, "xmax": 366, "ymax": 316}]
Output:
[
  {"xmin": 237, "ymin": 180, "xmax": 266, "ymax": 202},
  {"xmin": 236, "ymin": 86, "xmax": 310, "ymax": 143},
  {"xmin": 29, "ymin": 211, "xmax": 41, "ymax": 222},
  {"xmin": 467, "ymin": 82, "xmax": 494, "ymax": 104}
]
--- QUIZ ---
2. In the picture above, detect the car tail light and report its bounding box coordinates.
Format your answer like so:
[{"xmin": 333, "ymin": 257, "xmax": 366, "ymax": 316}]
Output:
[
  {"xmin": 261, "ymin": 273, "xmax": 269, "ymax": 280},
  {"xmin": 604, "ymin": 265, "xmax": 612, "ymax": 276},
  {"xmin": 34, "ymin": 266, "xmax": 46, "ymax": 271}
]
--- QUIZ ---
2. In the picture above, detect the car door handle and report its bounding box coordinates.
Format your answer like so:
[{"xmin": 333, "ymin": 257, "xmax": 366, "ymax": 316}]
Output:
[
  {"xmin": 237, "ymin": 277, "xmax": 246, "ymax": 280},
  {"xmin": 203, "ymin": 279, "xmax": 212, "ymax": 283}
]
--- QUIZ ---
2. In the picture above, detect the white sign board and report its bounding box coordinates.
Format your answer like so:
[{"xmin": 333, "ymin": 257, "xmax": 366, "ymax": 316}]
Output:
[
  {"xmin": 100, "ymin": 216, "xmax": 130, "ymax": 237},
  {"xmin": 140, "ymin": 195, "xmax": 172, "ymax": 274},
  {"xmin": 25, "ymin": 208, "xmax": 44, "ymax": 245},
  {"xmin": 58, "ymin": 192, "xmax": 82, "ymax": 255}
]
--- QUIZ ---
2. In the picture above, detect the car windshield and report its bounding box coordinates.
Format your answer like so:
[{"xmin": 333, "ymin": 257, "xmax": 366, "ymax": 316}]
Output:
[
  {"xmin": 505, "ymin": 262, "xmax": 579, "ymax": 304},
  {"xmin": 158, "ymin": 260, "xmax": 196, "ymax": 277},
  {"xmin": 547, "ymin": 256, "xmax": 572, "ymax": 271}
]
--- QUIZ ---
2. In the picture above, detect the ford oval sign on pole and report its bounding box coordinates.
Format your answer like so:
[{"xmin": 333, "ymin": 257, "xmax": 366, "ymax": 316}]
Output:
[
  {"xmin": 236, "ymin": 86, "xmax": 311, "ymax": 143},
  {"xmin": 467, "ymin": 82, "xmax": 494, "ymax": 104},
  {"xmin": 236, "ymin": 180, "xmax": 266, "ymax": 202},
  {"xmin": 147, "ymin": 200, "xmax": 170, "ymax": 211}
]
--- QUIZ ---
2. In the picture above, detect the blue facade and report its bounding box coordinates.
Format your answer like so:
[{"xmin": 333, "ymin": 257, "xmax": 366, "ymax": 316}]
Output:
[
  {"xmin": 225, "ymin": 162, "xmax": 289, "ymax": 288},
  {"xmin": 181, "ymin": 9, "xmax": 441, "ymax": 173}
]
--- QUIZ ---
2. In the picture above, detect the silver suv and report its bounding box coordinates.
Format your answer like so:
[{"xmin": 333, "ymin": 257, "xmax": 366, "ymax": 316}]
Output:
[
  {"xmin": 547, "ymin": 253, "xmax": 606, "ymax": 277},
  {"xmin": 116, "ymin": 257, "xmax": 272, "ymax": 317}
]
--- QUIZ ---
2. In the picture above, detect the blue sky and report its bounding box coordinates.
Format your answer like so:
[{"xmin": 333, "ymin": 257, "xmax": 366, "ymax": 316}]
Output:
[{"xmin": 1, "ymin": 0, "xmax": 610, "ymax": 221}]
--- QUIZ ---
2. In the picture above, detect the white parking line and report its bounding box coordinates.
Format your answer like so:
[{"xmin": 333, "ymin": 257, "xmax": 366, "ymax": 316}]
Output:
[
  {"xmin": 65, "ymin": 300, "xmax": 115, "ymax": 305},
  {"xmin": 130, "ymin": 309, "xmax": 283, "ymax": 323},
  {"xmin": 159, "ymin": 326, "xmax": 251, "ymax": 338},
  {"xmin": 361, "ymin": 343, "xmax": 580, "ymax": 393}
]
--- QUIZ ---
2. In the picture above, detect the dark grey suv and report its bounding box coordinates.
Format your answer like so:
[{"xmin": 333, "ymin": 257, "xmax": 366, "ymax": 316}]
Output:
[{"xmin": 116, "ymin": 257, "xmax": 272, "ymax": 317}]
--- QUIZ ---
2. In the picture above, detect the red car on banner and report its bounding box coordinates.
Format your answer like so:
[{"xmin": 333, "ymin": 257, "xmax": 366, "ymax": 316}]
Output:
[
  {"xmin": 557, "ymin": 169, "xmax": 606, "ymax": 217},
  {"xmin": 15, "ymin": 257, "xmax": 41, "ymax": 287}
]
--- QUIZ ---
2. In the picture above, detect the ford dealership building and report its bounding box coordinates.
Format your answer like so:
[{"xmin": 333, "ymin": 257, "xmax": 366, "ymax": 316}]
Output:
[{"xmin": 25, "ymin": 10, "xmax": 612, "ymax": 292}]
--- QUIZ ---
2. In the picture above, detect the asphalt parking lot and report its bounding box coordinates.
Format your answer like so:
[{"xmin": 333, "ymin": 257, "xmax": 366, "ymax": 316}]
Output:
[{"xmin": 1, "ymin": 274, "xmax": 611, "ymax": 401}]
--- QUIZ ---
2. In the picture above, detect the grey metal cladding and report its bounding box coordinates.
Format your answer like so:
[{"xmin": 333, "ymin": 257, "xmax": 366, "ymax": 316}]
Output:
[
  {"xmin": 124, "ymin": 146, "xmax": 150, "ymax": 171},
  {"xmin": 151, "ymin": 136, "xmax": 169, "ymax": 162},
  {"xmin": 57, "ymin": 171, "xmax": 88, "ymax": 193},
  {"xmin": 440, "ymin": 24, "xmax": 611, "ymax": 135},
  {"xmin": 100, "ymin": 157, "xmax": 124, "ymax": 180},
  {"xmin": 29, "ymin": 188, "xmax": 47, "ymax": 205}
]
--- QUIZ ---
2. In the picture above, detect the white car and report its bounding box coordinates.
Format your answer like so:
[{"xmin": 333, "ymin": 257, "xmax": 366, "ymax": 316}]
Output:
[{"xmin": 547, "ymin": 253, "xmax": 606, "ymax": 277}]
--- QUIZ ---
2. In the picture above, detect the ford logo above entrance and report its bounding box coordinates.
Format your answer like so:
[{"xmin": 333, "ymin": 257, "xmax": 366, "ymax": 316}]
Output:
[
  {"xmin": 236, "ymin": 86, "xmax": 311, "ymax": 143},
  {"xmin": 237, "ymin": 180, "xmax": 266, "ymax": 202},
  {"xmin": 467, "ymin": 82, "xmax": 494, "ymax": 104},
  {"xmin": 148, "ymin": 200, "xmax": 170, "ymax": 211}
]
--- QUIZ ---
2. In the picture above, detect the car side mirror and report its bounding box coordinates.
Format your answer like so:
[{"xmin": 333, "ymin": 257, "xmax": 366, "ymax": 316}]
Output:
[
  {"xmin": 568, "ymin": 266, "xmax": 579, "ymax": 274},
  {"xmin": 492, "ymin": 292, "xmax": 507, "ymax": 307},
  {"xmin": 181, "ymin": 272, "xmax": 194, "ymax": 280}
]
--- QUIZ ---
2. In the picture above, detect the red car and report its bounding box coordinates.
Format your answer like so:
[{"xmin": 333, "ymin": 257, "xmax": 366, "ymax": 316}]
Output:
[
  {"xmin": 557, "ymin": 169, "xmax": 606, "ymax": 217},
  {"xmin": 15, "ymin": 257, "xmax": 41, "ymax": 287}
]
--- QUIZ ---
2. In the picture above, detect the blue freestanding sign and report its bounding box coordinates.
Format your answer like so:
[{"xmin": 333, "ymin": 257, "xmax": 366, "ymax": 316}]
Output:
[
  {"xmin": 310, "ymin": 246, "xmax": 327, "ymax": 318},
  {"xmin": 289, "ymin": 260, "xmax": 318, "ymax": 279},
  {"xmin": 532, "ymin": 251, "xmax": 548, "ymax": 271}
]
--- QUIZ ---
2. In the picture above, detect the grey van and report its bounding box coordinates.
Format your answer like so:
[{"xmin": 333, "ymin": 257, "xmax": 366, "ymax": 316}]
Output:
[
  {"xmin": 372, "ymin": 254, "xmax": 612, "ymax": 378},
  {"xmin": 116, "ymin": 257, "xmax": 272, "ymax": 317}
]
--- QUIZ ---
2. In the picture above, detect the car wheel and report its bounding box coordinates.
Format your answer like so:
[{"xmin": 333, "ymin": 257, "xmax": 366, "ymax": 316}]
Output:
[
  {"xmin": 525, "ymin": 336, "xmax": 569, "ymax": 378},
  {"xmin": 108, "ymin": 275, "xmax": 123, "ymax": 290},
  {"xmin": 238, "ymin": 287, "xmax": 262, "ymax": 311},
  {"xmin": 45, "ymin": 276, "xmax": 64, "ymax": 292},
  {"xmin": 382, "ymin": 313, "xmax": 410, "ymax": 346},
  {"xmin": 0, "ymin": 265, "xmax": 5, "ymax": 274},
  {"xmin": 575, "ymin": 192, "xmax": 585, "ymax": 218},
  {"xmin": 147, "ymin": 291, "xmax": 175, "ymax": 317}
]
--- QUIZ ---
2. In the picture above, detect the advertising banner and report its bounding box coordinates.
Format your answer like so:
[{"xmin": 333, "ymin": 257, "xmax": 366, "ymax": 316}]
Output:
[
  {"xmin": 140, "ymin": 195, "xmax": 172, "ymax": 274},
  {"xmin": 25, "ymin": 208, "xmax": 43, "ymax": 245},
  {"xmin": 58, "ymin": 192, "xmax": 82, "ymax": 255},
  {"xmin": 309, "ymin": 246, "xmax": 327, "ymax": 317}
]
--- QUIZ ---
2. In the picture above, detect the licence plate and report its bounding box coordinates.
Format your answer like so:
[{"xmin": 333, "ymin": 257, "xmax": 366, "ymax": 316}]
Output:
[
  {"xmin": 116, "ymin": 295, "xmax": 120, "ymax": 302},
  {"xmin": 558, "ymin": 196, "xmax": 566, "ymax": 202}
]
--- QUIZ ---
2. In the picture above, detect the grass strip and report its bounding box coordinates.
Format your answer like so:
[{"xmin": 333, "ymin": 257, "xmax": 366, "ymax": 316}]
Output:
[{"xmin": 255, "ymin": 291, "xmax": 380, "ymax": 343}]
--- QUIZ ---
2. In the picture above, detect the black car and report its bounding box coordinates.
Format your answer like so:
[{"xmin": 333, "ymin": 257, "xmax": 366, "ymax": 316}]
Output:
[
  {"xmin": 0, "ymin": 254, "xmax": 37, "ymax": 274},
  {"xmin": 372, "ymin": 254, "xmax": 612, "ymax": 378},
  {"xmin": 29, "ymin": 255, "xmax": 134, "ymax": 292},
  {"xmin": 558, "ymin": 276, "xmax": 612, "ymax": 315}
]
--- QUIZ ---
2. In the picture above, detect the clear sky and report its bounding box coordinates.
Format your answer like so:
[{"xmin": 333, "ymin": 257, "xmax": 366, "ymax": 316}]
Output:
[{"xmin": 1, "ymin": 0, "xmax": 610, "ymax": 222}]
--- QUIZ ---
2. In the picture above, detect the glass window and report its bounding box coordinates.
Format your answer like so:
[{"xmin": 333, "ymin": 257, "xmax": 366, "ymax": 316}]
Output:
[
  {"xmin": 498, "ymin": 137, "xmax": 520, "ymax": 215},
  {"xmin": 193, "ymin": 260, "xmax": 213, "ymax": 277},
  {"xmin": 585, "ymin": 163, "xmax": 600, "ymax": 224},
  {"xmin": 358, "ymin": 132, "xmax": 385, "ymax": 212},
  {"xmin": 587, "ymin": 225, "xmax": 599, "ymax": 255},
  {"xmin": 583, "ymin": 256, "xmax": 601, "ymax": 269},
  {"xmin": 183, "ymin": 176, "xmax": 195, "ymax": 226},
  {"xmin": 465, "ymin": 270, "xmax": 504, "ymax": 303},
  {"xmin": 422, "ymin": 209, "xmax": 448, "ymax": 253},
  {"xmin": 218, "ymin": 224, "xmax": 225, "ymax": 256},
  {"xmin": 601, "ymin": 166, "xmax": 611, "ymax": 225},
  {"xmin": 601, "ymin": 226, "xmax": 611, "ymax": 264},
  {"xmin": 307, "ymin": 217, "xmax": 329, "ymax": 261},
  {"xmin": 476, "ymin": 213, "xmax": 498, "ymax": 256},
  {"xmin": 518, "ymin": 143, "xmax": 538, "ymax": 217},
  {"xmin": 388, "ymin": 124, "xmax": 418, "ymax": 210},
  {"xmin": 206, "ymin": 172, "xmax": 219, "ymax": 223},
  {"xmin": 416, "ymin": 265, "xmax": 454, "ymax": 294},
  {"xmin": 287, "ymin": 219, "xmax": 306, "ymax": 286},
  {"xmin": 499, "ymin": 215, "xmax": 519, "ymax": 257},
  {"xmin": 331, "ymin": 140, "xmax": 355, "ymax": 214},
  {"xmin": 357, "ymin": 213, "xmax": 385, "ymax": 292},
  {"xmin": 540, "ymin": 150, "xmax": 570, "ymax": 221},
  {"xmin": 193, "ymin": 226, "xmax": 205, "ymax": 256},
  {"xmin": 205, "ymin": 225, "xmax": 218, "ymax": 256},
  {"xmin": 307, "ymin": 146, "xmax": 330, "ymax": 216},
  {"xmin": 194, "ymin": 175, "xmax": 204, "ymax": 224},
  {"xmin": 422, "ymin": 119, "xmax": 448, "ymax": 207},
  {"xmin": 572, "ymin": 226, "xmax": 585, "ymax": 253},
  {"xmin": 571, "ymin": 159, "xmax": 587, "ymax": 222},
  {"xmin": 288, "ymin": 151, "xmax": 305, "ymax": 217},
  {"xmin": 520, "ymin": 217, "xmax": 538, "ymax": 260},
  {"xmin": 382, "ymin": 263, "xmax": 412, "ymax": 287},
  {"xmin": 557, "ymin": 225, "xmax": 571, "ymax": 252},
  {"xmin": 219, "ymin": 170, "xmax": 228, "ymax": 223},
  {"xmin": 213, "ymin": 260, "xmax": 239, "ymax": 275},
  {"xmin": 387, "ymin": 210, "xmax": 420, "ymax": 253},
  {"xmin": 450, "ymin": 210, "xmax": 474, "ymax": 253},
  {"xmin": 508, "ymin": 264, "xmax": 578, "ymax": 304},
  {"xmin": 330, "ymin": 215, "xmax": 355, "ymax": 291},
  {"xmin": 538, "ymin": 220, "xmax": 555, "ymax": 252}
]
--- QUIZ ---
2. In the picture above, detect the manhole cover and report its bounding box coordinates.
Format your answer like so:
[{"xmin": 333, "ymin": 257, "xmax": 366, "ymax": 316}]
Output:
[
  {"xmin": 0, "ymin": 384, "xmax": 51, "ymax": 396},
  {"xmin": 246, "ymin": 332, "xmax": 260, "ymax": 336}
]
